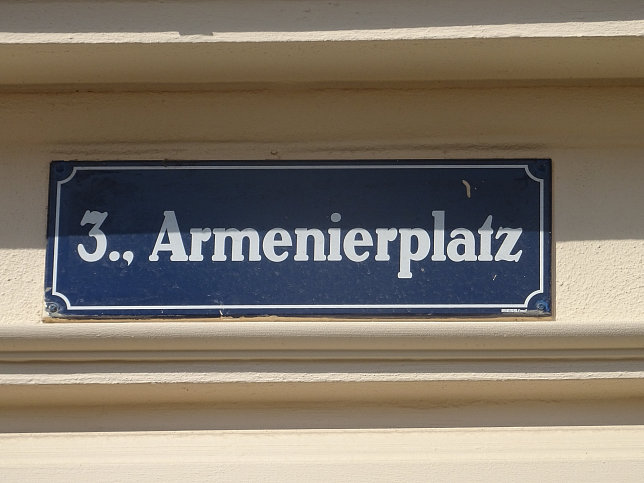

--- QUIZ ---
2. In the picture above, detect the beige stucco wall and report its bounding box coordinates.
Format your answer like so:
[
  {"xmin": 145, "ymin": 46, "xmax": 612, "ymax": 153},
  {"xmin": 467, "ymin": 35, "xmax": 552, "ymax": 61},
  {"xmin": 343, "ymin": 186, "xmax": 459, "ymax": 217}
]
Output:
[
  {"xmin": 1, "ymin": 86, "xmax": 642, "ymax": 325},
  {"xmin": 0, "ymin": 0, "xmax": 643, "ymax": 480},
  {"xmin": 2, "ymin": 82, "xmax": 643, "ymax": 483}
]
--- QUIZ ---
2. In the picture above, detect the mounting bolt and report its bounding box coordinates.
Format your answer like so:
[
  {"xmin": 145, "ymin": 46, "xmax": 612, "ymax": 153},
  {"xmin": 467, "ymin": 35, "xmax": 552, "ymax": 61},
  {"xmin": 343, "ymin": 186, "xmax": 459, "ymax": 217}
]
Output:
[
  {"xmin": 45, "ymin": 302, "xmax": 59, "ymax": 314},
  {"xmin": 535, "ymin": 301, "xmax": 548, "ymax": 312}
]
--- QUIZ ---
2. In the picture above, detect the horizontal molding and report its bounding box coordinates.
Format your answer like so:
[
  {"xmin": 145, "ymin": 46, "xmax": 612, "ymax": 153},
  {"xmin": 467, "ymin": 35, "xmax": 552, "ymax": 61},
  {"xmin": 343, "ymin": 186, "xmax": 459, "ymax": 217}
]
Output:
[
  {"xmin": 2, "ymin": 0, "xmax": 643, "ymax": 86},
  {"xmin": 2, "ymin": 371, "xmax": 644, "ymax": 407},
  {"xmin": 3, "ymin": 0, "xmax": 643, "ymax": 44},
  {"xmin": 2, "ymin": 321, "xmax": 644, "ymax": 361},
  {"xmin": 2, "ymin": 427, "xmax": 644, "ymax": 480},
  {"xmin": 3, "ymin": 0, "xmax": 644, "ymax": 40},
  {"xmin": 2, "ymin": 322, "xmax": 644, "ymax": 405},
  {"xmin": 1, "ymin": 37, "xmax": 643, "ymax": 87}
]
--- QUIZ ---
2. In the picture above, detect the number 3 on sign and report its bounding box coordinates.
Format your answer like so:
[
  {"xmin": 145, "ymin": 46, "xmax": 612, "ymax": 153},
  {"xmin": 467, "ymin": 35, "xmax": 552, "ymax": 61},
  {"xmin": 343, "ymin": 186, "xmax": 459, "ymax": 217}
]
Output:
[{"xmin": 77, "ymin": 210, "xmax": 108, "ymax": 262}]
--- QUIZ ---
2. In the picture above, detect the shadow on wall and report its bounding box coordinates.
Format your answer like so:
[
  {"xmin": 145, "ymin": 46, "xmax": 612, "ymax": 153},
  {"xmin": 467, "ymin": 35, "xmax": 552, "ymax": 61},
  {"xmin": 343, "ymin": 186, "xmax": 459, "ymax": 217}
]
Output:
[
  {"xmin": 553, "ymin": 156, "xmax": 644, "ymax": 241},
  {"xmin": 1, "ymin": 399, "xmax": 644, "ymax": 433},
  {"xmin": 0, "ymin": 155, "xmax": 642, "ymax": 250},
  {"xmin": 0, "ymin": 0, "xmax": 642, "ymax": 36}
]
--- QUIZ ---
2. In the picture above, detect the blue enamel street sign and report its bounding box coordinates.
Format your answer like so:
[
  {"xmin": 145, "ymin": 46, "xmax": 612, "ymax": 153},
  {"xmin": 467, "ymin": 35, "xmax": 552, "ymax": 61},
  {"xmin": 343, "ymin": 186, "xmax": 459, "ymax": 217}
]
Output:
[{"xmin": 45, "ymin": 160, "xmax": 551, "ymax": 318}]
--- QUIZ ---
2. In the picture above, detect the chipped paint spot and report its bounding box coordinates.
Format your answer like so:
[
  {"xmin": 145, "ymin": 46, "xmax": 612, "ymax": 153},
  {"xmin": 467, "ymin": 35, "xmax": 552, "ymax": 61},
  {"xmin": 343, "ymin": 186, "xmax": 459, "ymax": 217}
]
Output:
[{"xmin": 462, "ymin": 179, "xmax": 471, "ymax": 198}]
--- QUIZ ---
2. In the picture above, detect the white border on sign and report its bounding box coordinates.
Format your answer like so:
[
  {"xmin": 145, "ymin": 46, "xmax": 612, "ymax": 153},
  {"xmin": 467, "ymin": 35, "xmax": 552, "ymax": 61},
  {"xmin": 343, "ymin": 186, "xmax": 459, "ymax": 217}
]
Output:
[{"xmin": 51, "ymin": 164, "xmax": 546, "ymax": 311}]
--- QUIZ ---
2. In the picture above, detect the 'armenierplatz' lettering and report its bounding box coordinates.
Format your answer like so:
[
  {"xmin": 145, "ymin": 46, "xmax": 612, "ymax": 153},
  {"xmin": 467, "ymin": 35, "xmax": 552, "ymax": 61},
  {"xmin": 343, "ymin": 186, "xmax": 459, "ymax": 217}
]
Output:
[{"xmin": 148, "ymin": 210, "xmax": 523, "ymax": 279}]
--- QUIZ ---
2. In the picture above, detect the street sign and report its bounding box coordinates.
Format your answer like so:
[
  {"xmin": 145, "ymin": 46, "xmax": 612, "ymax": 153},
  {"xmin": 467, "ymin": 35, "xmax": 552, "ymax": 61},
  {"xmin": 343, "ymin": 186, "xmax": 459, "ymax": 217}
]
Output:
[{"xmin": 45, "ymin": 160, "xmax": 551, "ymax": 318}]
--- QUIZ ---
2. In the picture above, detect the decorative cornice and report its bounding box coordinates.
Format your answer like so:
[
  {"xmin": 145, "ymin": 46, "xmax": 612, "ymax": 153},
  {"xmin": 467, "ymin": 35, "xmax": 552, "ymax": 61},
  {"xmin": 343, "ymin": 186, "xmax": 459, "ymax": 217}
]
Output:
[{"xmin": 1, "ymin": 321, "xmax": 644, "ymax": 362}]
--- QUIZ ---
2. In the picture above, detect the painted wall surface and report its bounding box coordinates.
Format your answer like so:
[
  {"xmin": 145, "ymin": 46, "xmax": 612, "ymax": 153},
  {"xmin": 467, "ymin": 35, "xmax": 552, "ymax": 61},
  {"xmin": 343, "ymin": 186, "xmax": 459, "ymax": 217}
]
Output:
[
  {"xmin": 0, "ymin": 0, "xmax": 643, "ymax": 480},
  {"xmin": 1, "ymin": 87, "xmax": 642, "ymax": 325},
  {"xmin": 1, "ymin": 83, "xmax": 642, "ymax": 481}
]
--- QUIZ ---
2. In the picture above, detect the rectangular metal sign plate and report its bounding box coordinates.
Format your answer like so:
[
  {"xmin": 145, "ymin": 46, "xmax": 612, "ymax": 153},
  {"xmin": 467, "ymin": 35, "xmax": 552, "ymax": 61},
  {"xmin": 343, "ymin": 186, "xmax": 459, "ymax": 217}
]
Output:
[{"xmin": 45, "ymin": 160, "xmax": 551, "ymax": 318}]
